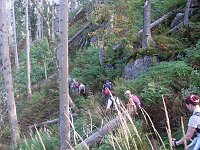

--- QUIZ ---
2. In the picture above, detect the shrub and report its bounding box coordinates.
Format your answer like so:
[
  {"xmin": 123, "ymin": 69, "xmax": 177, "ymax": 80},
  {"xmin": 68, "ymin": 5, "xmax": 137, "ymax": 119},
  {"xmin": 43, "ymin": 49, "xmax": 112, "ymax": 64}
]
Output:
[
  {"xmin": 70, "ymin": 45, "xmax": 106, "ymax": 91},
  {"xmin": 184, "ymin": 40, "xmax": 200, "ymax": 69},
  {"xmin": 114, "ymin": 61, "xmax": 193, "ymax": 104},
  {"xmin": 154, "ymin": 35, "xmax": 183, "ymax": 61},
  {"xmin": 15, "ymin": 131, "xmax": 59, "ymax": 150},
  {"xmin": 14, "ymin": 39, "xmax": 53, "ymax": 93}
]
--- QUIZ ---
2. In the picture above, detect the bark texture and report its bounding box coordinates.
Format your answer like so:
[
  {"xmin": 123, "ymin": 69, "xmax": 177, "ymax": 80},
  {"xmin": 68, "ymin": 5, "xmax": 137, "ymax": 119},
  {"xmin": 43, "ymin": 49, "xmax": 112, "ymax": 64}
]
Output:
[
  {"xmin": 142, "ymin": 0, "xmax": 153, "ymax": 50},
  {"xmin": 11, "ymin": 0, "xmax": 19, "ymax": 70},
  {"xmin": 77, "ymin": 116, "xmax": 122, "ymax": 149},
  {"xmin": 25, "ymin": 0, "xmax": 32, "ymax": 101},
  {"xmin": 0, "ymin": 0, "xmax": 20, "ymax": 145},
  {"xmin": 184, "ymin": 0, "xmax": 192, "ymax": 26},
  {"xmin": 36, "ymin": 0, "xmax": 42, "ymax": 40},
  {"xmin": 58, "ymin": 0, "xmax": 70, "ymax": 149}
]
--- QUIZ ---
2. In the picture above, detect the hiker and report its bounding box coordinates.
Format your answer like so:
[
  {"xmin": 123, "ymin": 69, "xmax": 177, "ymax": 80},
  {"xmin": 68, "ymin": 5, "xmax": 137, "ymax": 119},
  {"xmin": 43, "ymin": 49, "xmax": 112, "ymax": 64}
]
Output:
[
  {"xmin": 109, "ymin": 81, "xmax": 114, "ymax": 91},
  {"xmin": 106, "ymin": 92, "xmax": 121, "ymax": 111},
  {"xmin": 172, "ymin": 94, "xmax": 200, "ymax": 150},
  {"xmin": 124, "ymin": 90, "xmax": 141, "ymax": 115},
  {"xmin": 68, "ymin": 77, "xmax": 73, "ymax": 93},
  {"xmin": 102, "ymin": 79, "xmax": 112, "ymax": 106},
  {"xmin": 72, "ymin": 79, "xmax": 79, "ymax": 93},
  {"xmin": 79, "ymin": 83, "xmax": 86, "ymax": 96}
]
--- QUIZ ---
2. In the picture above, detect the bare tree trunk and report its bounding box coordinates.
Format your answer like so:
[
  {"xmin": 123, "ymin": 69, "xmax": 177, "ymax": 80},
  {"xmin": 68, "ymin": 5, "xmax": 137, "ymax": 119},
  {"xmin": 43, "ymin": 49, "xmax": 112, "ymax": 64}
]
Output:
[
  {"xmin": 142, "ymin": 0, "xmax": 153, "ymax": 50},
  {"xmin": 11, "ymin": 0, "xmax": 19, "ymax": 70},
  {"xmin": 0, "ymin": 68, "xmax": 3, "ymax": 129},
  {"xmin": 51, "ymin": 0, "xmax": 55, "ymax": 41},
  {"xmin": 98, "ymin": 40, "xmax": 104, "ymax": 67},
  {"xmin": 58, "ymin": 0, "xmax": 70, "ymax": 149},
  {"xmin": 0, "ymin": 0, "xmax": 20, "ymax": 145},
  {"xmin": 137, "ymin": 11, "xmax": 174, "ymax": 37},
  {"xmin": 25, "ymin": 0, "xmax": 32, "ymax": 101},
  {"xmin": 184, "ymin": 0, "xmax": 192, "ymax": 26},
  {"xmin": 36, "ymin": 0, "xmax": 42, "ymax": 40},
  {"xmin": 41, "ymin": 0, "xmax": 44, "ymax": 39}
]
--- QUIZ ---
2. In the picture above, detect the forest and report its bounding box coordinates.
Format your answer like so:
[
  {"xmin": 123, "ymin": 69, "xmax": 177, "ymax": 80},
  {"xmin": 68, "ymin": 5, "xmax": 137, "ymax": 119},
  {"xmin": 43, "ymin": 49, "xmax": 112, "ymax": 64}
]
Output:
[{"xmin": 0, "ymin": 0, "xmax": 200, "ymax": 149}]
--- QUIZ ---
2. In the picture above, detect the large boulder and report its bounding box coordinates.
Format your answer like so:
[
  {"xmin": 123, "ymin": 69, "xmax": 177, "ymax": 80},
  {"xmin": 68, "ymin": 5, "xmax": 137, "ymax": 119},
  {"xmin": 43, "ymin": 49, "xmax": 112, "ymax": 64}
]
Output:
[{"xmin": 122, "ymin": 56, "xmax": 154, "ymax": 79}]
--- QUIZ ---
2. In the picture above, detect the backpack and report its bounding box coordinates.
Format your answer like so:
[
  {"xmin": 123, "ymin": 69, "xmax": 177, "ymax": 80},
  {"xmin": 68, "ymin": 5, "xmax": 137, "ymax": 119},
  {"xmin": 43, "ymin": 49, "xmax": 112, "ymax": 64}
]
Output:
[
  {"xmin": 73, "ymin": 81, "xmax": 79, "ymax": 88},
  {"xmin": 104, "ymin": 88, "xmax": 109, "ymax": 95},
  {"xmin": 103, "ymin": 84, "xmax": 111, "ymax": 95}
]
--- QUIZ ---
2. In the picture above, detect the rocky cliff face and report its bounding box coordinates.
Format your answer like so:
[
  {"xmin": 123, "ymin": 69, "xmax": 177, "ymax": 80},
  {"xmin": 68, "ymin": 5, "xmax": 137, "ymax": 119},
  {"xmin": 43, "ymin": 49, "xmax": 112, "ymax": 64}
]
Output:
[{"xmin": 122, "ymin": 56, "xmax": 154, "ymax": 79}]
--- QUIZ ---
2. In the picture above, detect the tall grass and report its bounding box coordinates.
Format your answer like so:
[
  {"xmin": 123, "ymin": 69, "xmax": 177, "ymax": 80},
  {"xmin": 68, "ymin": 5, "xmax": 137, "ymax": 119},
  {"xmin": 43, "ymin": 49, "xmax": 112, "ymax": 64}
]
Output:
[
  {"xmin": 15, "ymin": 128, "xmax": 59, "ymax": 150},
  {"xmin": 14, "ymin": 94, "xmax": 187, "ymax": 150}
]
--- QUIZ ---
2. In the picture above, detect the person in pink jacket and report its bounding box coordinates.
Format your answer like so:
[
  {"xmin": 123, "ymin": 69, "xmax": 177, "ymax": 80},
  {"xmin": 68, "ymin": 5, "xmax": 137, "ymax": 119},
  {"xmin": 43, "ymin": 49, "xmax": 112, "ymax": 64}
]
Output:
[{"xmin": 124, "ymin": 90, "xmax": 141, "ymax": 115}]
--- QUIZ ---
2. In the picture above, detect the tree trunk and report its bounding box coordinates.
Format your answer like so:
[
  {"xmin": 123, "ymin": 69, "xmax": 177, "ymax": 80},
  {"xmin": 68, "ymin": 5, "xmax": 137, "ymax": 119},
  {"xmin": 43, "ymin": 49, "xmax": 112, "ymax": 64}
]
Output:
[
  {"xmin": 0, "ymin": 69, "xmax": 3, "ymax": 129},
  {"xmin": 51, "ymin": 0, "xmax": 55, "ymax": 41},
  {"xmin": 0, "ymin": 0, "xmax": 20, "ymax": 145},
  {"xmin": 142, "ymin": 0, "xmax": 153, "ymax": 50},
  {"xmin": 137, "ymin": 11, "xmax": 174, "ymax": 37},
  {"xmin": 98, "ymin": 40, "xmax": 104, "ymax": 67},
  {"xmin": 77, "ymin": 116, "xmax": 121, "ymax": 149},
  {"xmin": 36, "ymin": 0, "xmax": 42, "ymax": 40},
  {"xmin": 183, "ymin": 0, "xmax": 192, "ymax": 26},
  {"xmin": 25, "ymin": 0, "xmax": 32, "ymax": 101},
  {"xmin": 58, "ymin": 0, "xmax": 70, "ymax": 149},
  {"xmin": 11, "ymin": 0, "xmax": 20, "ymax": 70},
  {"xmin": 41, "ymin": 0, "xmax": 44, "ymax": 39}
]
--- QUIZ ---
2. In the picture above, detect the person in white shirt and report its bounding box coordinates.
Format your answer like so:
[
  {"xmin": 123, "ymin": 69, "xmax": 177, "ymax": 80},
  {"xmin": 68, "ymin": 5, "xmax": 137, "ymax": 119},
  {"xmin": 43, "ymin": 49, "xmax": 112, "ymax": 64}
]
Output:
[
  {"xmin": 172, "ymin": 94, "xmax": 200, "ymax": 150},
  {"xmin": 79, "ymin": 83, "xmax": 85, "ymax": 96}
]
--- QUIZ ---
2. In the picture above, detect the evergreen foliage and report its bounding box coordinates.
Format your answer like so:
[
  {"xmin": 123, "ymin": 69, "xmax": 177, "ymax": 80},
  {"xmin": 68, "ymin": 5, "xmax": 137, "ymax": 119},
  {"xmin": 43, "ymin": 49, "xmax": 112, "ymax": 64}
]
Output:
[{"xmin": 70, "ymin": 45, "xmax": 106, "ymax": 91}]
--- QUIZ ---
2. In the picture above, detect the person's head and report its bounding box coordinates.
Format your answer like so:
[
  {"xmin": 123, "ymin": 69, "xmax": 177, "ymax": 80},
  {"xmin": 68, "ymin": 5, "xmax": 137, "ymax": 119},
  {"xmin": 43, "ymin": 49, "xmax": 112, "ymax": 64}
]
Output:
[
  {"xmin": 124, "ymin": 90, "xmax": 131, "ymax": 98},
  {"xmin": 105, "ymin": 79, "xmax": 109, "ymax": 84},
  {"xmin": 185, "ymin": 94, "xmax": 200, "ymax": 111}
]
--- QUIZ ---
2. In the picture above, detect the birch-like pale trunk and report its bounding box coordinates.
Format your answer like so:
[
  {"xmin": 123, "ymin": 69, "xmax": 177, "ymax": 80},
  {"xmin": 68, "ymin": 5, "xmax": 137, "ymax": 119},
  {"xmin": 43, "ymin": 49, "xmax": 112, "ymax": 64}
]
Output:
[
  {"xmin": 51, "ymin": 0, "xmax": 55, "ymax": 41},
  {"xmin": 0, "ymin": 0, "xmax": 20, "ymax": 145},
  {"xmin": 183, "ymin": 0, "xmax": 192, "ymax": 26},
  {"xmin": 0, "ymin": 68, "xmax": 3, "ymax": 129},
  {"xmin": 11, "ymin": 0, "xmax": 19, "ymax": 70},
  {"xmin": 36, "ymin": 0, "xmax": 42, "ymax": 40},
  {"xmin": 25, "ymin": 0, "xmax": 32, "ymax": 101},
  {"xmin": 142, "ymin": 0, "xmax": 152, "ymax": 50},
  {"xmin": 58, "ymin": 0, "xmax": 70, "ymax": 149},
  {"xmin": 41, "ymin": 0, "xmax": 44, "ymax": 39}
]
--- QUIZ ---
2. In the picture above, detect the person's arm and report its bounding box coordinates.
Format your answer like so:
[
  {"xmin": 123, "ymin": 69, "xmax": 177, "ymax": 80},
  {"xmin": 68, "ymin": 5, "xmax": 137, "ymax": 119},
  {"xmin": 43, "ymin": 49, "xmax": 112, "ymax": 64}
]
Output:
[{"xmin": 173, "ymin": 126, "xmax": 196, "ymax": 146}]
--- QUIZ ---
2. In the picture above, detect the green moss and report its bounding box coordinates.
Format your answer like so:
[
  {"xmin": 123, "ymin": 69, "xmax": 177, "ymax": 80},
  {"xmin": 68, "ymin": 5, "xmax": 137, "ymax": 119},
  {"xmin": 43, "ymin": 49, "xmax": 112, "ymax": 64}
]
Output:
[{"xmin": 154, "ymin": 35, "xmax": 183, "ymax": 61}]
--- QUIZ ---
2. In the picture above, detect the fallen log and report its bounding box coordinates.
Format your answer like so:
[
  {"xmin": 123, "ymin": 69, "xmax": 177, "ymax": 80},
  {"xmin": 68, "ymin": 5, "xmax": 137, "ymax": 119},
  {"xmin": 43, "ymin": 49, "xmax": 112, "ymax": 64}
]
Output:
[
  {"xmin": 76, "ymin": 115, "xmax": 122, "ymax": 149},
  {"xmin": 28, "ymin": 113, "xmax": 78, "ymax": 130},
  {"xmin": 166, "ymin": 22, "xmax": 183, "ymax": 34},
  {"xmin": 69, "ymin": 22, "xmax": 91, "ymax": 45},
  {"xmin": 29, "ymin": 118, "xmax": 59, "ymax": 130},
  {"xmin": 136, "ymin": 11, "xmax": 174, "ymax": 37}
]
